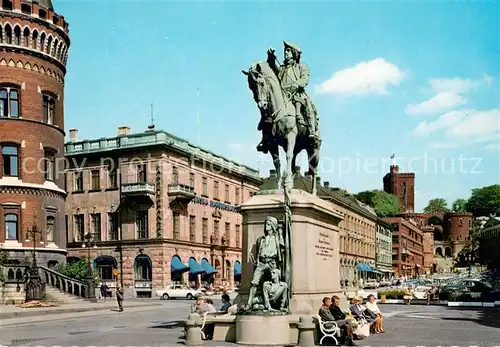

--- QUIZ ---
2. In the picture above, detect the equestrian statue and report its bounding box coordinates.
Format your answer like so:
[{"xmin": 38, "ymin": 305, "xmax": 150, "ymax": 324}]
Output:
[{"xmin": 242, "ymin": 41, "xmax": 321, "ymax": 194}]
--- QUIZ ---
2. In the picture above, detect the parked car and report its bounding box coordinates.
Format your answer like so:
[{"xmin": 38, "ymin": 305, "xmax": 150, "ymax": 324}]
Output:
[
  {"xmin": 439, "ymin": 279, "xmax": 493, "ymax": 301},
  {"xmin": 363, "ymin": 279, "xmax": 379, "ymax": 289},
  {"xmin": 379, "ymin": 279, "xmax": 392, "ymax": 287},
  {"xmin": 155, "ymin": 284, "xmax": 204, "ymax": 300}
]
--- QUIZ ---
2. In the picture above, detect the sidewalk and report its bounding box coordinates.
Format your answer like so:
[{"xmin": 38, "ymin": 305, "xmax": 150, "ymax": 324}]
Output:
[{"xmin": 0, "ymin": 299, "xmax": 160, "ymax": 319}]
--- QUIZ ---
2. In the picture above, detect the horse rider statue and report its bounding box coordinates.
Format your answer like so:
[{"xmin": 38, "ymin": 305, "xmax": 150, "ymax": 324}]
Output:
[{"xmin": 256, "ymin": 41, "xmax": 319, "ymax": 154}]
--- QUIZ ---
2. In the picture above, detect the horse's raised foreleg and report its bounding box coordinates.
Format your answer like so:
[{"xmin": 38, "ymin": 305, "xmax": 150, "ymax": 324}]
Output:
[
  {"xmin": 307, "ymin": 140, "xmax": 321, "ymax": 196},
  {"xmin": 269, "ymin": 144, "xmax": 281, "ymax": 190}
]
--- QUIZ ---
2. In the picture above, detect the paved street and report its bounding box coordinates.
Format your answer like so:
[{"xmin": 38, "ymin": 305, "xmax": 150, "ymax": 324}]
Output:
[{"xmin": 0, "ymin": 300, "xmax": 499, "ymax": 346}]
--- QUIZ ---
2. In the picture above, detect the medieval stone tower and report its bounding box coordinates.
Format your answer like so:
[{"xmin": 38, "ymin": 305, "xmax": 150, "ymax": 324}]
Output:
[
  {"xmin": 383, "ymin": 165, "xmax": 415, "ymax": 213},
  {"xmin": 0, "ymin": 0, "xmax": 70, "ymax": 265}
]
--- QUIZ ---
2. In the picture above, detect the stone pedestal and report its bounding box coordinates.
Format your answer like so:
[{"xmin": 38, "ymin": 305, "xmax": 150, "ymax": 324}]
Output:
[
  {"xmin": 237, "ymin": 189, "xmax": 345, "ymax": 316},
  {"xmin": 236, "ymin": 315, "xmax": 290, "ymax": 345}
]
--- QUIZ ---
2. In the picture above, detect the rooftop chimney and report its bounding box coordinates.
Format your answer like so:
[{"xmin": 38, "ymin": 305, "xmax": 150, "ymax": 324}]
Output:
[
  {"xmin": 304, "ymin": 171, "xmax": 312, "ymax": 179},
  {"xmin": 146, "ymin": 124, "xmax": 155, "ymax": 132},
  {"xmin": 294, "ymin": 166, "xmax": 301, "ymax": 174},
  {"xmin": 316, "ymin": 176, "xmax": 321, "ymax": 185},
  {"xmin": 269, "ymin": 169, "xmax": 277, "ymax": 178},
  {"xmin": 118, "ymin": 126, "xmax": 130, "ymax": 136},
  {"xmin": 69, "ymin": 128, "xmax": 78, "ymax": 142},
  {"xmin": 324, "ymin": 181, "xmax": 329, "ymax": 188}
]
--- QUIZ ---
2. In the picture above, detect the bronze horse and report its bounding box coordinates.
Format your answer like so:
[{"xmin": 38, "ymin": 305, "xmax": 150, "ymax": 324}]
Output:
[{"xmin": 243, "ymin": 61, "xmax": 321, "ymax": 194}]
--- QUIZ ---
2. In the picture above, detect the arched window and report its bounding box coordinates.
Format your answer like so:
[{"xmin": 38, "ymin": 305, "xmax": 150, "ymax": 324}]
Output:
[
  {"xmin": 32, "ymin": 30, "xmax": 38, "ymax": 50},
  {"xmin": 5, "ymin": 213, "xmax": 18, "ymax": 240},
  {"xmin": 45, "ymin": 36, "xmax": 52, "ymax": 54},
  {"xmin": 4, "ymin": 24, "xmax": 12, "ymax": 44},
  {"xmin": 13, "ymin": 26, "xmax": 21, "ymax": 45},
  {"xmin": 0, "ymin": 87, "xmax": 20, "ymax": 118},
  {"xmin": 1, "ymin": 144, "xmax": 19, "ymax": 177},
  {"xmin": 23, "ymin": 27, "xmax": 30, "ymax": 47},
  {"xmin": 40, "ymin": 33, "xmax": 46, "ymax": 51}
]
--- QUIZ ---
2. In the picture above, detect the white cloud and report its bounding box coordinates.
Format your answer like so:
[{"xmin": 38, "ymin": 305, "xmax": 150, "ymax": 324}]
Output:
[
  {"xmin": 406, "ymin": 75, "xmax": 495, "ymax": 116},
  {"xmin": 413, "ymin": 110, "xmax": 467, "ymax": 136},
  {"xmin": 405, "ymin": 92, "xmax": 467, "ymax": 115},
  {"xmin": 429, "ymin": 75, "xmax": 494, "ymax": 94},
  {"xmin": 484, "ymin": 142, "xmax": 500, "ymax": 151},
  {"xmin": 414, "ymin": 109, "xmax": 500, "ymax": 148},
  {"xmin": 429, "ymin": 77, "xmax": 474, "ymax": 94},
  {"xmin": 315, "ymin": 58, "xmax": 406, "ymax": 95},
  {"xmin": 430, "ymin": 135, "xmax": 499, "ymax": 149},
  {"xmin": 449, "ymin": 109, "xmax": 500, "ymax": 137}
]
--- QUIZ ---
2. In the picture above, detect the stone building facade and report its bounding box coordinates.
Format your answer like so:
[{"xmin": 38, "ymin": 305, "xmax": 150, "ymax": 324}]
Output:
[
  {"xmin": 64, "ymin": 126, "xmax": 261, "ymax": 297},
  {"xmin": 478, "ymin": 223, "xmax": 500, "ymax": 269},
  {"xmin": 0, "ymin": 0, "xmax": 70, "ymax": 265},
  {"xmin": 375, "ymin": 220, "xmax": 393, "ymax": 275},
  {"xmin": 383, "ymin": 217, "xmax": 424, "ymax": 277}
]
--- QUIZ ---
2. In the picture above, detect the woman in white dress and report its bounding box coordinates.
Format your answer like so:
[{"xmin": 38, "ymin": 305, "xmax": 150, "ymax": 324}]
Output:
[{"xmin": 365, "ymin": 294, "xmax": 385, "ymax": 333}]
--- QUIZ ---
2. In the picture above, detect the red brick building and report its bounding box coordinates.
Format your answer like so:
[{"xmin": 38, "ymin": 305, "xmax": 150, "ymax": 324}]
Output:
[
  {"xmin": 0, "ymin": 0, "xmax": 70, "ymax": 265},
  {"xmin": 383, "ymin": 217, "xmax": 424, "ymax": 277},
  {"xmin": 383, "ymin": 165, "xmax": 415, "ymax": 213}
]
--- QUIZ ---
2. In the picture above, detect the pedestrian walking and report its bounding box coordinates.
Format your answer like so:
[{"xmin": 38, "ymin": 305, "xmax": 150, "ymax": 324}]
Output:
[
  {"xmin": 116, "ymin": 285, "xmax": 124, "ymax": 312},
  {"xmin": 100, "ymin": 282, "xmax": 109, "ymax": 302}
]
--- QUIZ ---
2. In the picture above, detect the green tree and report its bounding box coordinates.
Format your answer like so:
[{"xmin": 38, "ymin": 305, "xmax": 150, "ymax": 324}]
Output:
[
  {"xmin": 57, "ymin": 259, "xmax": 91, "ymax": 281},
  {"xmin": 423, "ymin": 198, "xmax": 450, "ymax": 214},
  {"xmin": 354, "ymin": 190, "xmax": 401, "ymax": 217},
  {"xmin": 452, "ymin": 198, "xmax": 467, "ymax": 213},
  {"xmin": 465, "ymin": 184, "xmax": 500, "ymax": 217}
]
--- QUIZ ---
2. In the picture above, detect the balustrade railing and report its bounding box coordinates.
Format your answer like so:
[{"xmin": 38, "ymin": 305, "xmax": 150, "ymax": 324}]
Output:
[
  {"xmin": 0, "ymin": 264, "xmax": 29, "ymax": 284},
  {"xmin": 38, "ymin": 266, "xmax": 89, "ymax": 299}
]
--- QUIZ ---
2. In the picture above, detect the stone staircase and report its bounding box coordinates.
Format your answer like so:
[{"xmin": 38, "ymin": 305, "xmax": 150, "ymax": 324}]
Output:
[{"xmin": 44, "ymin": 286, "xmax": 88, "ymax": 304}]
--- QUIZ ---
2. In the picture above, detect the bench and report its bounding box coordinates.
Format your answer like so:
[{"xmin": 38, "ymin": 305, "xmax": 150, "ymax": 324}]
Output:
[
  {"xmin": 314, "ymin": 314, "xmax": 342, "ymax": 345},
  {"xmin": 200, "ymin": 311, "xmax": 228, "ymax": 339}
]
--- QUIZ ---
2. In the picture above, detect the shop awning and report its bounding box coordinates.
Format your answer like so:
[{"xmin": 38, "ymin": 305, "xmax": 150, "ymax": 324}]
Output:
[
  {"xmin": 234, "ymin": 262, "xmax": 242, "ymax": 276},
  {"xmin": 378, "ymin": 268, "xmax": 394, "ymax": 273},
  {"xmin": 201, "ymin": 258, "xmax": 217, "ymax": 275},
  {"xmin": 370, "ymin": 269, "xmax": 383, "ymax": 275},
  {"xmin": 357, "ymin": 263, "xmax": 373, "ymax": 272},
  {"xmin": 188, "ymin": 258, "xmax": 206, "ymax": 275},
  {"xmin": 171, "ymin": 256, "xmax": 190, "ymax": 273}
]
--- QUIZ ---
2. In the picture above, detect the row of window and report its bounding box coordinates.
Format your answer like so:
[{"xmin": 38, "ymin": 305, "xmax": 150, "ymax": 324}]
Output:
[
  {"xmin": 0, "ymin": 87, "xmax": 56, "ymax": 122},
  {"xmin": 0, "ymin": 21, "xmax": 68, "ymax": 62},
  {"xmin": 3, "ymin": 212, "xmax": 55, "ymax": 242},
  {"xmin": 1, "ymin": 143, "xmax": 57, "ymax": 180},
  {"xmin": 71, "ymin": 164, "xmax": 243, "ymax": 205},
  {"xmin": 1, "ymin": 0, "xmax": 63, "ymax": 25},
  {"xmin": 70, "ymin": 212, "xmax": 242, "ymax": 248}
]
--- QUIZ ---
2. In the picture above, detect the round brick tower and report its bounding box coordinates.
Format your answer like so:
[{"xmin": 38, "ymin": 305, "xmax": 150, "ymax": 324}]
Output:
[{"xmin": 0, "ymin": 0, "xmax": 69, "ymax": 266}]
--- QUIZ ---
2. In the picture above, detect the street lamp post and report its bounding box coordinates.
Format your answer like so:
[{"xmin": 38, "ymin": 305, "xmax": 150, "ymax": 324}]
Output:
[
  {"xmin": 82, "ymin": 232, "xmax": 97, "ymax": 302},
  {"xmin": 24, "ymin": 221, "xmax": 45, "ymax": 301}
]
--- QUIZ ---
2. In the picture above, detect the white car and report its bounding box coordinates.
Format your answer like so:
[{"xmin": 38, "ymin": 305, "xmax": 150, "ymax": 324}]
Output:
[
  {"xmin": 363, "ymin": 280, "xmax": 380, "ymax": 289},
  {"xmin": 155, "ymin": 284, "xmax": 204, "ymax": 300}
]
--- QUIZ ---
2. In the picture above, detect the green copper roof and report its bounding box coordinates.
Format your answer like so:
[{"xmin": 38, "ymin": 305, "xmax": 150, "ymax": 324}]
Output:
[{"xmin": 64, "ymin": 129, "xmax": 262, "ymax": 182}]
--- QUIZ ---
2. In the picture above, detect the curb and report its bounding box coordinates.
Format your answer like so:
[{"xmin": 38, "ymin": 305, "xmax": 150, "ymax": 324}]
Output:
[{"xmin": 0, "ymin": 302, "xmax": 159, "ymax": 319}]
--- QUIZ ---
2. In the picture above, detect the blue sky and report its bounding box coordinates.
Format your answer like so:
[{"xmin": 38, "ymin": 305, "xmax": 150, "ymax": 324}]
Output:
[{"xmin": 56, "ymin": 0, "xmax": 499, "ymax": 212}]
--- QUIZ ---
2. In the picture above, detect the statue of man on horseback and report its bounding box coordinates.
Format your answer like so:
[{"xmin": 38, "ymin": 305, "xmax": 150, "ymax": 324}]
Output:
[
  {"xmin": 243, "ymin": 40, "xmax": 321, "ymax": 194},
  {"xmin": 256, "ymin": 41, "xmax": 319, "ymax": 154}
]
